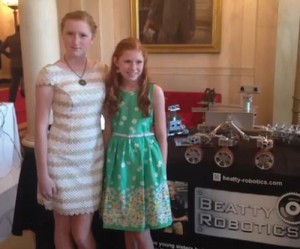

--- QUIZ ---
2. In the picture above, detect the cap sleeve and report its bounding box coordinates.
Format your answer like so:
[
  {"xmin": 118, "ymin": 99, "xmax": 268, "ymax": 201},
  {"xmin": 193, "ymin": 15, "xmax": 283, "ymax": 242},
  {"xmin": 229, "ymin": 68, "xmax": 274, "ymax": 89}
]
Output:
[
  {"xmin": 97, "ymin": 62, "xmax": 109, "ymax": 77},
  {"xmin": 104, "ymin": 64, "xmax": 109, "ymax": 74},
  {"xmin": 36, "ymin": 65, "xmax": 55, "ymax": 86}
]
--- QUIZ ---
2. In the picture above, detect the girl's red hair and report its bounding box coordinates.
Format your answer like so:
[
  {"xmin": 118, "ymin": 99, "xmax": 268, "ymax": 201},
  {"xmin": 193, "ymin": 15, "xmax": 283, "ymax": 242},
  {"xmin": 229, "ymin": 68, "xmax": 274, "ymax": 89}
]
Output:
[{"xmin": 105, "ymin": 37, "xmax": 151, "ymax": 118}]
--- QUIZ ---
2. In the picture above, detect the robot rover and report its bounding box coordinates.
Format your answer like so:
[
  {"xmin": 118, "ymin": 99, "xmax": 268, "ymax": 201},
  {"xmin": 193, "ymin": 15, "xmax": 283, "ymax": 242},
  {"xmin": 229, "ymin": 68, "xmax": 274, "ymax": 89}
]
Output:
[{"xmin": 184, "ymin": 118, "xmax": 274, "ymax": 170}]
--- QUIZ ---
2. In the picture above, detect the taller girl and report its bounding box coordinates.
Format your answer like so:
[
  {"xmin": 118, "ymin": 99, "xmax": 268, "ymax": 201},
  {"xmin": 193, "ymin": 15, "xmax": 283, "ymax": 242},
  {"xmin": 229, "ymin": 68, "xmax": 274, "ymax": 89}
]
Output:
[
  {"xmin": 35, "ymin": 11, "xmax": 106, "ymax": 249},
  {"xmin": 102, "ymin": 37, "xmax": 172, "ymax": 249}
]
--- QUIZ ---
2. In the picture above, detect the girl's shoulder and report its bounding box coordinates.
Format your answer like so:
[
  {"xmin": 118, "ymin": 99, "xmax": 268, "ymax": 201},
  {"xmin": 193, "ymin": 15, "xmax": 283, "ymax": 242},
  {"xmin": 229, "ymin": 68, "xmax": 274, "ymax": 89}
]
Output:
[
  {"xmin": 149, "ymin": 82, "xmax": 164, "ymax": 96},
  {"xmin": 36, "ymin": 63, "xmax": 61, "ymax": 86},
  {"xmin": 91, "ymin": 61, "xmax": 109, "ymax": 83},
  {"xmin": 93, "ymin": 61, "xmax": 109, "ymax": 74},
  {"xmin": 149, "ymin": 82, "xmax": 163, "ymax": 89}
]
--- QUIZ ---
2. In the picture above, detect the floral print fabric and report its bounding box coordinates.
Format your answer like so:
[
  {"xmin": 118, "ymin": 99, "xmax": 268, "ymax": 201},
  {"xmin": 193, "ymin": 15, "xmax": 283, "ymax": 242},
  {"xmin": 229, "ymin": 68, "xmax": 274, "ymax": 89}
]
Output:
[{"xmin": 102, "ymin": 84, "xmax": 172, "ymax": 231}]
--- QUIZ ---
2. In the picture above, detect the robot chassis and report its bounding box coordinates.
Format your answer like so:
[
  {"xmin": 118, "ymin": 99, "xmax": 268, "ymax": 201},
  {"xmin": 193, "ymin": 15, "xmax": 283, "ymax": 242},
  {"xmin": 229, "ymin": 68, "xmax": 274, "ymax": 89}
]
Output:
[{"xmin": 184, "ymin": 120, "xmax": 274, "ymax": 170}]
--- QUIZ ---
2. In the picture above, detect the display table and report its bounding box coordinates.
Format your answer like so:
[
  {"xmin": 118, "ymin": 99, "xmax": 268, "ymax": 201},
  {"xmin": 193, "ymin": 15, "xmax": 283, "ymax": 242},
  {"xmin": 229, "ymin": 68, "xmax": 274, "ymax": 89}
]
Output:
[
  {"xmin": 11, "ymin": 137, "xmax": 300, "ymax": 248},
  {"xmin": 0, "ymin": 102, "xmax": 22, "ymax": 177},
  {"xmin": 0, "ymin": 102, "xmax": 22, "ymax": 241},
  {"xmin": 0, "ymin": 167, "xmax": 20, "ymax": 241},
  {"xmin": 151, "ymin": 136, "xmax": 300, "ymax": 249}
]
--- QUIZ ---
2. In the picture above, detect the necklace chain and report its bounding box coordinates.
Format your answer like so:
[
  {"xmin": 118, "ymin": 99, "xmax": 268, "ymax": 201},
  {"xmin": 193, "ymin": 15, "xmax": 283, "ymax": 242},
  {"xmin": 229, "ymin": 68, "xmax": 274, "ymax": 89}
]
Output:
[{"xmin": 64, "ymin": 55, "xmax": 87, "ymax": 85}]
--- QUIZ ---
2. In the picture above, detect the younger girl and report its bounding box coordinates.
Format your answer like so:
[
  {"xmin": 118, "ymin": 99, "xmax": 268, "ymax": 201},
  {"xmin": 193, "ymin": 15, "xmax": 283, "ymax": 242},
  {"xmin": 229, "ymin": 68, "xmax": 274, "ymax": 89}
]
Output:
[{"xmin": 102, "ymin": 38, "xmax": 172, "ymax": 249}]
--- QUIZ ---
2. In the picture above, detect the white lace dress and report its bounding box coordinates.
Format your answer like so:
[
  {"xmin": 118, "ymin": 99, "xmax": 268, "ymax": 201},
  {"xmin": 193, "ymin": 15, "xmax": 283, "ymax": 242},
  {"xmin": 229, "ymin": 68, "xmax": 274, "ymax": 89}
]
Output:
[{"xmin": 36, "ymin": 62, "xmax": 106, "ymax": 215}]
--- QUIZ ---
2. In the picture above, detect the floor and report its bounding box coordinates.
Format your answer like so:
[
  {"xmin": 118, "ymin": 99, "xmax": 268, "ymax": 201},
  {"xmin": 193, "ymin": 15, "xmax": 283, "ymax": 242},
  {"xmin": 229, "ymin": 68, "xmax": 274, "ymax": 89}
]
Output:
[{"xmin": 0, "ymin": 230, "xmax": 35, "ymax": 249}]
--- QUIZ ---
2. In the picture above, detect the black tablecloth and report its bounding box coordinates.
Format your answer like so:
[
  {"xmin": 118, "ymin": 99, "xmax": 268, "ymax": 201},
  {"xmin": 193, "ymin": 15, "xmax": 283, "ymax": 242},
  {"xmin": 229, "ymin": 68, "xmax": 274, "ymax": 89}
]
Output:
[
  {"xmin": 150, "ymin": 137, "xmax": 300, "ymax": 249},
  {"xmin": 12, "ymin": 138, "xmax": 300, "ymax": 249}
]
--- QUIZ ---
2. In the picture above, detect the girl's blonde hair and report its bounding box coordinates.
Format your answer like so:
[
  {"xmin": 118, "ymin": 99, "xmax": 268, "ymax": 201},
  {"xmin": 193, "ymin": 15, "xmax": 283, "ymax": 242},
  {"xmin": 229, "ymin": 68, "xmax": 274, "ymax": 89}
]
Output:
[{"xmin": 61, "ymin": 10, "xmax": 97, "ymax": 36}]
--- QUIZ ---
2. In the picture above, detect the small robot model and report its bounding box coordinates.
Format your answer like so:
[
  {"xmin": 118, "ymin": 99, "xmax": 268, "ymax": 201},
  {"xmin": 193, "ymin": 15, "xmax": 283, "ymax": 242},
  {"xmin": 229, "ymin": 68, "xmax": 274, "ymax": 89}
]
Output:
[
  {"xmin": 184, "ymin": 119, "xmax": 274, "ymax": 170},
  {"xmin": 167, "ymin": 104, "xmax": 189, "ymax": 136},
  {"xmin": 265, "ymin": 124, "xmax": 300, "ymax": 144}
]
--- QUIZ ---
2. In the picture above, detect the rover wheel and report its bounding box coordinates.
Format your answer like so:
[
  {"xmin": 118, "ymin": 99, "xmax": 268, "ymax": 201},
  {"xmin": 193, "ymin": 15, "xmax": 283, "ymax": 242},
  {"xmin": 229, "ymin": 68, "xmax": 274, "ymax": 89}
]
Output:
[
  {"xmin": 185, "ymin": 146, "xmax": 203, "ymax": 164},
  {"xmin": 254, "ymin": 150, "xmax": 274, "ymax": 170},
  {"xmin": 214, "ymin": 147, "xmax": 234, "ymax": 168}
]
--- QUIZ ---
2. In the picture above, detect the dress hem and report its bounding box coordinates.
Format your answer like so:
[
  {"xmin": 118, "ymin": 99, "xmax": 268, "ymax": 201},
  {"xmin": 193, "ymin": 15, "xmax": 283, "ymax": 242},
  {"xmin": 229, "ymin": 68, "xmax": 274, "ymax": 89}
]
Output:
[
  {"xmin": 43, "ymin": 205, "xmax": 99, "ymax": 216},
  {"xmin": 103, "ymin": 221, "xmax": 173, "ymax": 232}
]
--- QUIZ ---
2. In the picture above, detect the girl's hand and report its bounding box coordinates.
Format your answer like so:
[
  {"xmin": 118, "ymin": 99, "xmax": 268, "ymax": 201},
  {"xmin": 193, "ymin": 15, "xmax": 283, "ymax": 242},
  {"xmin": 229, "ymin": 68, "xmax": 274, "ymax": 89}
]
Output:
[{"xmin": 38, "ymin": 174, "xmax": 57, "ymax": 200}]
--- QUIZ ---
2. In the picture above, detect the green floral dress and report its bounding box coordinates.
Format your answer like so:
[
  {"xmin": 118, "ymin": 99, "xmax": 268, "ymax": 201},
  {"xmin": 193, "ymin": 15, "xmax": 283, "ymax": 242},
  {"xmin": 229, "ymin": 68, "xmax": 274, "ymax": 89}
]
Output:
[{"xmin": 102, "ymin": 84, "xmax": 172, "ymax": 231}]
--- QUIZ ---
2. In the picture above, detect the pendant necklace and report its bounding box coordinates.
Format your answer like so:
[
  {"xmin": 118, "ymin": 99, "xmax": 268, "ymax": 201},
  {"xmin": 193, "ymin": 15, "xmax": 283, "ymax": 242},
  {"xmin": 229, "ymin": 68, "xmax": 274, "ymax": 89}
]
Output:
[{"xmin": 64, "ymin": 55, "xmax": 87, "ymax": 86}]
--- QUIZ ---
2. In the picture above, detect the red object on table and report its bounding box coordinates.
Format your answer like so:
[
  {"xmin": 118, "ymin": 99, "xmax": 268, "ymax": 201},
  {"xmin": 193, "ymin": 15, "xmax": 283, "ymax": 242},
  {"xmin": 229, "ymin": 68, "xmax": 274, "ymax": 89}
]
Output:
[
  {"xmin": 164, "ymin": 91, "xmax": 221, "ymax": 128},
  {"xmin": 0, "ymin": 87, "xmax": 27, "ymax": 125}
]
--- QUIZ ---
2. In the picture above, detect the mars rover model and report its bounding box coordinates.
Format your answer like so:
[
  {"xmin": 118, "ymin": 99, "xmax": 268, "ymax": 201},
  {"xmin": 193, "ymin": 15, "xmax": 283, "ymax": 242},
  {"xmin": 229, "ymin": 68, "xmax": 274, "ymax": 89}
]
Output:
[
  {"xmin": 168, "ymin": 86, "xmax": 300, "ymax": 170},
  {"xmin": 184, "ymin": 121, "xmax": 300, "ymax": 170},
  {"xmin": 184, "ymin": 119, "xmax": 274, "ymax": 170}
]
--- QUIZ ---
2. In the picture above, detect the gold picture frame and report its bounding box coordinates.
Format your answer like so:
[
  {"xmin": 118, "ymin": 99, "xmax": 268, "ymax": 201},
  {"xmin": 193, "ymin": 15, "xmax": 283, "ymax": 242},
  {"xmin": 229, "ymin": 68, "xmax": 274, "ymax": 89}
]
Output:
[{"xmin": 130, "ymin": 0, "xmax": 222, "ymax": 53}]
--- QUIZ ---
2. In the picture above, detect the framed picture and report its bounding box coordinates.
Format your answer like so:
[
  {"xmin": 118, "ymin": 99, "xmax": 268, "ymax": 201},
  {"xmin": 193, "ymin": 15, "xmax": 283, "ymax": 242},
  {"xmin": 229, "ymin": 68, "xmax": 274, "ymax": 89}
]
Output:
[{"xmin": 130, "ymin": 0, "xmax": 222, "ymax": 53}]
